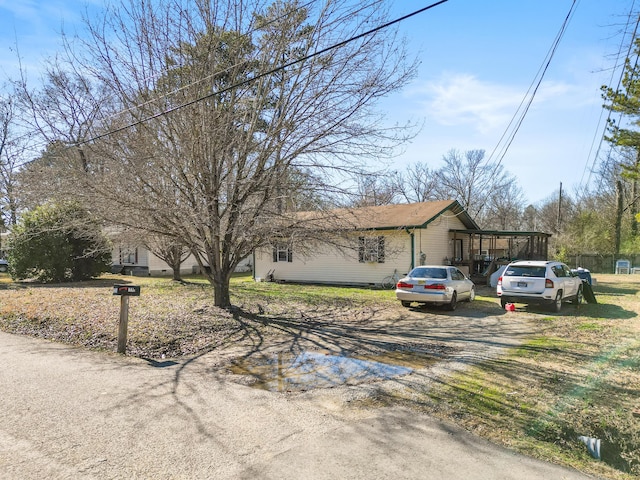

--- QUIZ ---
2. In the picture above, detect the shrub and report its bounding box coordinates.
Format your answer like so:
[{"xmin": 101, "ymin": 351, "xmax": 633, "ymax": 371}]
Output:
[{"xmin": 7, "ymin": 202, "xmax": 111, "ymax": 282}]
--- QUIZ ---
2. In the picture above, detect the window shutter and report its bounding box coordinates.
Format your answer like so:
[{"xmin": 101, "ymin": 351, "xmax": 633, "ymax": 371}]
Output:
[
  {"xmin": 272, "ymin": 246, "xmax": 277, "ymax": 262},
  {"xmin": 287, "ymin": 248, "xmax": 293, "ymax": 263},
  {"xmin": 377, "ymin": 236, "xmax": 385, "ymax": 263},
  {"xmin": 358, "ymin": 237, "xmax": 365, "ymax": 263}
]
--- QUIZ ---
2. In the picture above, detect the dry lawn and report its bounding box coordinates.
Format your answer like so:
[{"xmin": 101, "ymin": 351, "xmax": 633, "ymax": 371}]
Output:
[
  {"xmin": 414, "ymin": 274, "xmax": 640, "ymax": 480},
  {"xmin": 0, "ymin": 272, "xmax": 638, "ymax": 479}
]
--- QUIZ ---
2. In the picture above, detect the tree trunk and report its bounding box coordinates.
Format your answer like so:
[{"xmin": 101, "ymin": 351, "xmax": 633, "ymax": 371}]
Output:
[
  {"xmin": 633, "ymin": 151, "xmax": 640, "ymax": 237},
  {"xmin": 213, "ymin": 276, "xmax": 231, "ymax": 308},
  {"xmin": 171, "ymin": 262, "xmax": 182, "ymax": 281}
]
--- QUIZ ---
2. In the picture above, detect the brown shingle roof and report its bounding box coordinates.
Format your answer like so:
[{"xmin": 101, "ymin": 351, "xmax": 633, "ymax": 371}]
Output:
[{"xmin": 297, "ymin": 200, "xmax": 479, "ymax": 231}]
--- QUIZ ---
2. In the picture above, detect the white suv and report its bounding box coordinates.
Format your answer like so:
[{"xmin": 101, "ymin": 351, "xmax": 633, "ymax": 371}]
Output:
[{"xmin": 496, "ymin": 260, "xmax": 583, "ymax": 312}]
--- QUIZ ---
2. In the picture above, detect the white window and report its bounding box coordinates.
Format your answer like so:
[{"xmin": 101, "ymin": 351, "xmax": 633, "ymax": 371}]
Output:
[
  {"xmin": 272, "ymin": 244, "xmax": 292, "ymax": 263},
  {"xmin": 358, "ymin": 236, "xmax": 385, "ymax": 263},
  {"xmin": 120, "ymin": 247, "xmax": 137, "ymax": 264}
]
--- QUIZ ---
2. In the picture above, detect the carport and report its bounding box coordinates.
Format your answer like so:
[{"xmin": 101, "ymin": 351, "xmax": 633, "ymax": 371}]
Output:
[{"xmin": 450, "ymin": 229, "xmax": 552, "ymax": 283}]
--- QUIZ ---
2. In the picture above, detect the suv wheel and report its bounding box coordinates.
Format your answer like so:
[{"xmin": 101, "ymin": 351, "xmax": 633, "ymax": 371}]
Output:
[
  {"xmin": 552, "ymin": 291, "xmax": 563, "ymax": 313},
  {"xmin": 575, "ymin": 285, "xmax": 584, "ymax": 305}
]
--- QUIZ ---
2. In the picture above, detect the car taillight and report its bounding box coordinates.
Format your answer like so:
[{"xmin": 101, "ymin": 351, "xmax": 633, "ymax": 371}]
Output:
[
  {"xmin": 545, "ymin": 278, "xmax": 554, "ymax": 288},
  {"xmin": 424, "ymin": 283, "xmax": 446, "ymax": 290},
  {"xmin": 397, "ymin": 281, "xmax": 413, "ymax": 289},
  {"xmin": 497, "ymin": 276, "xmax": 502, "ymax": 286}
]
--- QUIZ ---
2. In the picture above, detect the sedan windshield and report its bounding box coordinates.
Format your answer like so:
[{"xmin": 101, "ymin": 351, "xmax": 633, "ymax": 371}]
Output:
[{"xmin": 410, "ymin": 267, "xmax": 447, "ymax": 279}]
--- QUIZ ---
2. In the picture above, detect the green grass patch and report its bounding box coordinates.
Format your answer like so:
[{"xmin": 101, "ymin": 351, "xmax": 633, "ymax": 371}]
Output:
[
  {"xmin": 425, "ymin": 310, "xmax": 640, "ymax": 480},
  {"xmin": 577, "ymin": 322, "xmax": 606, "ymax": 331},
  {"xmin": 511, "ymin": 337, "xmax": 574, "ymax": 358}
]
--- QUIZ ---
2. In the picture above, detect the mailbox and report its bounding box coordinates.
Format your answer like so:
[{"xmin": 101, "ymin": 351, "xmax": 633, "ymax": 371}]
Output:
[{"xmin": 113, "ymin": 284, "xmax": 141, "ymax": 296}]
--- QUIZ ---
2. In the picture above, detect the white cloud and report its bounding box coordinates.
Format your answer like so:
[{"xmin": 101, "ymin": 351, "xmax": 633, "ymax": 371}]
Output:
[
  {"xmin": 406, "ymin": 73, "xmax": 594, "ymax": 135},
  {"xmin": 0, "ymin": 0, "xmax": 39, "ymax": 18}
]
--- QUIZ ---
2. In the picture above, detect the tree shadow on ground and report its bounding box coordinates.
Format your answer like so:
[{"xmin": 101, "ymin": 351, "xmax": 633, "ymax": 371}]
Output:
[{"xmin": 1, "ymin": 278, "xmax": 135, "ymax": 289}]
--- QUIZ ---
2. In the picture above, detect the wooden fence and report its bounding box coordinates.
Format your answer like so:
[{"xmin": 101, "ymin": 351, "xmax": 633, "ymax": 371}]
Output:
[{"xmin": 568, "ymin": 254, "xmax": 640, "ymax": 274}]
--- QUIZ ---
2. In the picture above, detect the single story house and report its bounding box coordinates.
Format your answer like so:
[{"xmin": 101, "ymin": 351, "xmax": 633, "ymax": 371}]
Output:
[
  {"xmin": 111, "ymin": 245, "xmax": 252, "ymax": 276},
  {"xmin": 253, "ymin": 200, "xmax": 480, "ymax": 287}
]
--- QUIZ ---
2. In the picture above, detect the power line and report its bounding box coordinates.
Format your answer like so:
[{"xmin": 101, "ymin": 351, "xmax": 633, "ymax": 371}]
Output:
[
  {"xmin": 12, "ymin": 0, "xmax": 449, "ymax": 159},
  {"xmin": 7, "ymin": 0, "xmax": 322, "ymax": 157},
  {"xmin": 485, "ymin": 0, "xmax": 577, "ymax": 177},
  {"xmin": 584, "ymin": 3, "xmax": 640, "ymax": 196},
  {"xmin": 75, "ymin": 0, "xmax": 449, "ymax": 147}
]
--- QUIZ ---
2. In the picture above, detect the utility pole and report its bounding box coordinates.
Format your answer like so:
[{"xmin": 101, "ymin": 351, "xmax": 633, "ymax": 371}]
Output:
[
  {"xmin": 615, "ymin": 180, "xmax": 623, "ymax": 255},
  {"xmin": 556, "ymin": 182, "xmax": 563, "ymax": 233}
]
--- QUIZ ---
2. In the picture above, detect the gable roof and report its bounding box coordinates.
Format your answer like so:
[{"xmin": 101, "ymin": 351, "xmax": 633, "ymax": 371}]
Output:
[{"xmin": 298, "ymin": 200, "xmax": 480, "ymax": 231}]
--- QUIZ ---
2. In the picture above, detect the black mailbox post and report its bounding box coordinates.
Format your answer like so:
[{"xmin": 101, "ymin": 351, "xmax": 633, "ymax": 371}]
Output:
[
  {"xmin": 113, "ymin": 285, "xmax": 141, "ymax": 296},
  {"xmin": 113, "ymin": 284, "xmax": 141, "ymax": 354}
]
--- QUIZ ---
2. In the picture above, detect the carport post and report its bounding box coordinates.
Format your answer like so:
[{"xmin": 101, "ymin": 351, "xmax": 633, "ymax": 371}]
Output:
[{"xmin": 117, "ymin": 295, "xmax": 129, "ymax": 354}]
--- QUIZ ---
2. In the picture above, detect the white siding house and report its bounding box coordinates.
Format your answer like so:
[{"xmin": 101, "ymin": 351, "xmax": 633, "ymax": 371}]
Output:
[
  {"xmin": 111, "ymin": 245, "xmax": 196, "ymax": 276},
  {"xmin": 254, "ymin": 200, "xmax": 479, "ymax": 287},
  {"xmin": 111, "ymin": 245, "xmax": 252, "ymax": 276}
]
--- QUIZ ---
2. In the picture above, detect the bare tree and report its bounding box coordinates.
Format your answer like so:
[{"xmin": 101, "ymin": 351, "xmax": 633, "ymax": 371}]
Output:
[
  {"xmin": 0, "ymin": 93, "xmax": 26, "ymax": 228},
  {"xmin": 481, "ymin": 181, "xmax": 525, "ymax": 230},
  {"xmin": 535, "ymin": 190, "xmax": 576, "ymax": 255},
  {"xmin": 15, "ymin": 141, "xmax": 71, "ymax": 210},
  {"xmin": 22, "ymin": 0, "xmax": 418, "ymax": 307},
  {"xmin": 395, "ymin": 162, "xmax": 439, "ymax": 203},
  {"xmin": 434, "ymin": 149, "xmax": 518, "ymax": 225},
  {"xmin": 144, "ymin": 234, "xmax": 191, "ymax": 282},
  {"xmin": 521, "ymin": 204, "xmax": 538, "ymax": 231},
  {"xmin": 351, "ymin": 174, "xmax": 399, "ymax": 207},
  {"xmin": 15, "ymin": 66, "xmax": 109, "ymax": 174}
]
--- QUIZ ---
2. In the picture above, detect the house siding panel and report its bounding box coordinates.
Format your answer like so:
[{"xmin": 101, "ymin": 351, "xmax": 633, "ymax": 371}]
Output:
[
  {"xmin": 255, "ymin": 231, "xmax": 412, "ymax": 285},
  {"xmin": 416, "ymin": 213, "xmax": 468, "ymax": 265}
]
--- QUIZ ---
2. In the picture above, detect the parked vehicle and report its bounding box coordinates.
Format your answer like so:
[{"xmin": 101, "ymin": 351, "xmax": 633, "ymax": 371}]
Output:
[
  {"xmin": 395, "ymin": 265, "xmax": 475, "ymax": 311},
  {"xmin": 0, "ymin": 259, "xmax": 8, "ymax": 273},
  {"xmin": 497, "ymin": 260, "xmax": 583, "ymax": 312}
]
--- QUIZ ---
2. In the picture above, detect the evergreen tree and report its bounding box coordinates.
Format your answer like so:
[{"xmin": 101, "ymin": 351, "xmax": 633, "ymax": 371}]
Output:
[{"xmin": 7, "ymin": 202, "xmax": 111, "ymax": 282}]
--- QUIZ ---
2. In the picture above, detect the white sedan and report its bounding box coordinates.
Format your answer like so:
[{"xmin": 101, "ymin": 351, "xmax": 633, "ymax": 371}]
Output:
[{"xmin": 395, "ymin": 266, "xmax": 476, "ymax": 311}]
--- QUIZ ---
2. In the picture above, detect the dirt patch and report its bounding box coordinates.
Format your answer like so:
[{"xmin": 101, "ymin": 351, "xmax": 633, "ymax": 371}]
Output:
[{"xmin": 0, "ymin": 278, "xmax": 530, "ymax": 384}]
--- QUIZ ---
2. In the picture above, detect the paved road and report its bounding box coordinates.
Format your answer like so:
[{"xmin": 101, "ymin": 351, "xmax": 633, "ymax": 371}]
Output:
[{"xmin": 0, "ymin": 331, "xmax": 597, "ymax": 479}]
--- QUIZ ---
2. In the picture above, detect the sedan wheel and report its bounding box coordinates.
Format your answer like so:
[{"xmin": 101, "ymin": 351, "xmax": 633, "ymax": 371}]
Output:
[
  {"xmin": 468, "ymin": 286, "xmax": 476, "ymax": 302},
  {"xmin": 446, "ymin": 292, "xmax": 457, "ymax": 311}
]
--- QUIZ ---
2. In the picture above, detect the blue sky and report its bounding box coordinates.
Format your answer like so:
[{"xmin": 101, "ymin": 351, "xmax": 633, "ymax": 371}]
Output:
[
  {"xmin": 386, "ymin": 0, "xmax": 632, "ymax": 204},
  {"xmin": 0, "ymin": 0, "xmax": 635, "ymax": 204}
]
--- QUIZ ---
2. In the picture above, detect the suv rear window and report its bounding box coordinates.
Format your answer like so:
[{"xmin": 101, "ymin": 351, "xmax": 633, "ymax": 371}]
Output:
[{"xmin": 503, "ymin": 266, "xmax": 546, "ymax": 277}]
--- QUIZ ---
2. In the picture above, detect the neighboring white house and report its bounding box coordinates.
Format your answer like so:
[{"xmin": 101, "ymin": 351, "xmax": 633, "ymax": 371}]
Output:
[
  {"xmin": 253, "ymin": 200, "xmax": 480, "ymax": 287},
  {"xmin": 112, "ymin": 245, "xmax": 252, "ymax": 276},
  {"xmin": 0, "ymin": 231, "xmax": 8, "ymax": 259}
]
